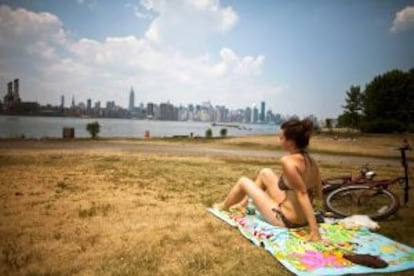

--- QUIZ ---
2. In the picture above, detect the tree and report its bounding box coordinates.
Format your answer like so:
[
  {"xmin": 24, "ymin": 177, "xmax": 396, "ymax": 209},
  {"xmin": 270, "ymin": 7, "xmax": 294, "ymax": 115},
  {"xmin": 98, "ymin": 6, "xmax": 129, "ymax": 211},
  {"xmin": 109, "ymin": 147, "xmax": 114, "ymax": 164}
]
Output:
[
  {"xmin": 86, "ymin": 121, "xmax": 100, "ymax": 138},
  {"xmin": 205, "ymin": 128, "xmax": 213, "ymax": 138},
  {"xmin": 362, "ymin": 69, "xmax": 413, "ymax": 133},
  {"xmin": 338, "ymin": 68, "xmax": 414, "ymax": 133},
  {"xmin": 341, "ymin": 85, "xmax": 363, "ymax": 130},
  {"xmin": 325, "ymin": 118, "xmax": 334, "ymax": 133}
]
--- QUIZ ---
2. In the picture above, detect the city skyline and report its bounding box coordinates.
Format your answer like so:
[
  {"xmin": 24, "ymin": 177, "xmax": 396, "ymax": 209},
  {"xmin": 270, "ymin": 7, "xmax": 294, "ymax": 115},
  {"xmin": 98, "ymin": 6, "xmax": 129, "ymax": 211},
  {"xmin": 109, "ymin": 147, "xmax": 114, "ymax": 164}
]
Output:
[
  {"xmin": 1, "ymin": 77, "xmax": 279, "ymax": 123},
  {"xmin": 58, "ymin": 90, "xmax": 276, "ymax": 123},
  {"xmin": 0, "ymin": 1, "xmax": 413, "ymax": 118}
]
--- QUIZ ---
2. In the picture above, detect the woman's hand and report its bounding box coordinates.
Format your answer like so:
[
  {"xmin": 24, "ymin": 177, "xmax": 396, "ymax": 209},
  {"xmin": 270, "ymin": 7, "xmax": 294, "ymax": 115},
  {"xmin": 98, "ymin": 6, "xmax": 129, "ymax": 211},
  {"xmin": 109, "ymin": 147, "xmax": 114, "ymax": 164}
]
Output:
[{"xmin": 309, "ymin": 231, "xmax": 322, "ymax": 242}]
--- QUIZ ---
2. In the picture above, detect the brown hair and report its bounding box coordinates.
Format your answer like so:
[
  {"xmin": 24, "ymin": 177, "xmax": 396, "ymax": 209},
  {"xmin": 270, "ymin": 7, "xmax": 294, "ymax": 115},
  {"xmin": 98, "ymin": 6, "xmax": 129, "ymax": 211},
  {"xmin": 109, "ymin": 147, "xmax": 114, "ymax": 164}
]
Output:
[{"xmin": 281, "ymin": 118, "xmax": 313, "ymax": 150}]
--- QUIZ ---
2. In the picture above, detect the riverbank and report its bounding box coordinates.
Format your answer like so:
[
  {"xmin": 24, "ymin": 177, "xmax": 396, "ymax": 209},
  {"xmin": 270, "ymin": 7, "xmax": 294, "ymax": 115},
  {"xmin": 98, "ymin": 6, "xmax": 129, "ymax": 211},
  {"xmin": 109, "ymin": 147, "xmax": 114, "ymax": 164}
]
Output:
[{"xmin": 0, "ymin": 134, "xmax": 413, "ymax": 275}]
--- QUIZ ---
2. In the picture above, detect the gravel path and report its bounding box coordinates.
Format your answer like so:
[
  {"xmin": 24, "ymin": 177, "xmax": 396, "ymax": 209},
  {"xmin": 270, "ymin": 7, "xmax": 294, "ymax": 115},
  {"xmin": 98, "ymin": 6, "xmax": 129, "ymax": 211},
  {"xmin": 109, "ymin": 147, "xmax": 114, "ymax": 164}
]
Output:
[{"xmin": 0, "ymin": 139, "xmax": 402, "ymax": 167}]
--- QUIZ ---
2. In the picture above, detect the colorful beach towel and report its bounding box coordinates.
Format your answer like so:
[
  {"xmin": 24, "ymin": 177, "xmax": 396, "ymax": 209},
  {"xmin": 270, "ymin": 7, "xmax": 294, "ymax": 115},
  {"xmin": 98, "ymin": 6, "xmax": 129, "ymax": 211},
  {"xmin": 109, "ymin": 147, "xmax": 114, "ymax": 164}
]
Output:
[{"xmin": 207, "ymin": 207, "xmax": 414, "ymax": 275}]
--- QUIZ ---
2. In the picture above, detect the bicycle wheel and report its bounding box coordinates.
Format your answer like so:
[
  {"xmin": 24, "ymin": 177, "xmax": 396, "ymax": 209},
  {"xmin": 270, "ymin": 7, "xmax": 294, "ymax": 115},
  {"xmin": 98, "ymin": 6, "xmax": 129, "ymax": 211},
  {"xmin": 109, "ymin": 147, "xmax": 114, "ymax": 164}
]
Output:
[{"xmin": 325, "ymin": 185, "xmax": 400, "ymax": 220}]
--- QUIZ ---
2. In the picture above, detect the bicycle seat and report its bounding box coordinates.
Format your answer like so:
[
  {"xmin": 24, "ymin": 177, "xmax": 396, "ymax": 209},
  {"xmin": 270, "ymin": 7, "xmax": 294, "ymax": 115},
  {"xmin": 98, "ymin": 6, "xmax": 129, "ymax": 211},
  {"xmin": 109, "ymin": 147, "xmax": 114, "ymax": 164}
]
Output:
[{"xmin": 365, "ymin": 171, "xmax": 376, "ymax": 179}]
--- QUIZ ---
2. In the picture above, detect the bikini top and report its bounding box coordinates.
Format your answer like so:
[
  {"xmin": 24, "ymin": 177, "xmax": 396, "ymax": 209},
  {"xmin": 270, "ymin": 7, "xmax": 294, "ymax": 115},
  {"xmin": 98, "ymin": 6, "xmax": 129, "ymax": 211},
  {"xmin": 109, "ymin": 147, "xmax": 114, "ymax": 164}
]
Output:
[{"xmin": 278, "ymin": 175, "xmax": 315, "ymax": 200}]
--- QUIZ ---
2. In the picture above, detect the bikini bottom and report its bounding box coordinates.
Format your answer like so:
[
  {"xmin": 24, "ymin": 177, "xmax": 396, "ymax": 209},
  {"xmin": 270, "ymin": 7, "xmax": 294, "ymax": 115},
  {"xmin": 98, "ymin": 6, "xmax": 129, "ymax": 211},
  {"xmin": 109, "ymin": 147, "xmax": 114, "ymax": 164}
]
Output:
[{"xmin": 271, "ymin": 208, "xmax": 308, "ymax": 228}]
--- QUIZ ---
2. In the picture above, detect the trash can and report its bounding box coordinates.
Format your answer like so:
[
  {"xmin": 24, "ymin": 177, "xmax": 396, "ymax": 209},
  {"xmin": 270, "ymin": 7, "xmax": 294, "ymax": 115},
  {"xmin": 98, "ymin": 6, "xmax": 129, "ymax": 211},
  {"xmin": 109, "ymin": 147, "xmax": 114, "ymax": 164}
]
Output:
[{"xmin": 63, "ymin": 127, "xmax": 75, "ymax": 138}]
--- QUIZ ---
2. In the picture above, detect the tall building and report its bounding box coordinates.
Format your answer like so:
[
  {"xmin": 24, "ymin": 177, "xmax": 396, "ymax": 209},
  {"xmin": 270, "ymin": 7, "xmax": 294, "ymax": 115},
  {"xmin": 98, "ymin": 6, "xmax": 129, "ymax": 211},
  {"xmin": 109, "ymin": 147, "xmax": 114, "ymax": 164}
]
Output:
[
  {"xmin": 7, "ymin": 81, "xmax": 13, "ymax": 96},
  {"xmin": 260, "ymin": 101, "xmax": 265, "ymax": 122},
  {"xmin": 147, "ymin": 102, "xmax": 155, "ymax": 118},
  {"xmin": 13, "ymin": 79, "xmax": 19, "ymax": 99},
  {"xmin": 2, "ymin": 78, "xmax": 39, "ymax": 114},
  {"xmin": 61, "ymin": 95, "xmax": 65, "ymax": 108},
  {"xmin": 160, "ymin": 102, "xmax": 177, "ymax": 120},
  {"xmin": 129, "ymin": 87, "xmax": 135, "ymax": 111},
  {"xmin": 87, "ymin": 99, "xmax": 92, "ymax": 113},
  {"xmin": 252, "ymin": 104, "xmax": 259, "ymax": 123},
  {"xmin": 245, "ymin": 107, "xmax": 252, "ymax": 123},
  {"xmin": 3, "ymin": 79, "xmax": 21, "ymax": 110}
]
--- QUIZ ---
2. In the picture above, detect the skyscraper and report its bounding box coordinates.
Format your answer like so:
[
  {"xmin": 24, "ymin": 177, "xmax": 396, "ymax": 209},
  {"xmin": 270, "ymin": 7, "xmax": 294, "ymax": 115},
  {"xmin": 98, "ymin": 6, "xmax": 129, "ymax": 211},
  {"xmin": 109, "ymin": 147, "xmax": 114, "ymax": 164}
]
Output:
[
  {"xmin": 252, "ymin": 104, "xmax": 259, "ymax": 123},
  {"xmin": 129, "ymin": 87, "xmax": 135, "ymax": 111},
  {"xmin": 245, "ymin": 107, "xmax": 252, "ymax": 123},
  {"xmin": 13, "ymin": 79, "xmax": 19, "ymax": 99},
  {"xmin": 87, "ymin": 98, "xmax": 92, "ymax": 113},
  {"xmin": 260, "ymin": 101, "xmax": 265, "ymax": 122}
]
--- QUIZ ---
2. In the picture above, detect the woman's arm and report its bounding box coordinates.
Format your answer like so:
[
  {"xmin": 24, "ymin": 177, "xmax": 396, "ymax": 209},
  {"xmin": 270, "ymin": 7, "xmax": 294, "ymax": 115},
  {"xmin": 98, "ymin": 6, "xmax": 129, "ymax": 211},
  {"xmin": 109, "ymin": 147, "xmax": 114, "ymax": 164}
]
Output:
[
  {"xmin": 281, "ymin": 158, "xmax": 321, "ymax": 241},
  {"xmin": 295, "ymin": 190, "xmax": 321, "ymax": 241}
]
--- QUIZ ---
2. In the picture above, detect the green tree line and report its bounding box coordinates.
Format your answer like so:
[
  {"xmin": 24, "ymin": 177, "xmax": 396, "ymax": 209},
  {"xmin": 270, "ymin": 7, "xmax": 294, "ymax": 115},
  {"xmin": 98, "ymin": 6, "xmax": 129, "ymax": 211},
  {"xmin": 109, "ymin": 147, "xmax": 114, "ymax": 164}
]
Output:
[{"xmin": 338, "ymin": 68, "xmax": 414, "ymax": 133}]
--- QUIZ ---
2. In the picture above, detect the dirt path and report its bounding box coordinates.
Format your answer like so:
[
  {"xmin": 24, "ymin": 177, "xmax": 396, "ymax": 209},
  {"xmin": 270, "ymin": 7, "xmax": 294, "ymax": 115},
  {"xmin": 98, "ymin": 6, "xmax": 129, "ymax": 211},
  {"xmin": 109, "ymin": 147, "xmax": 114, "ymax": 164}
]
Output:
[{"xmin": 0, "ymin": 139, "xmax": 402, "ymax": 167}]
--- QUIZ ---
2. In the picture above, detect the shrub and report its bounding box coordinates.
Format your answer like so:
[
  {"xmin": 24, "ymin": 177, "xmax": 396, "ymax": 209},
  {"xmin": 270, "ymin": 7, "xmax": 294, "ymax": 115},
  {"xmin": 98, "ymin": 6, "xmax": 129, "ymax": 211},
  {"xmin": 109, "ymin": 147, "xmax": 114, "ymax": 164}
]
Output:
[
  {"xmin": 360, "ymin": 119, "xmax": 405, "ymax": 133},
  {"xmin": 86, "ymin": 121, "xmax": 100, "ymax": 138},
  {"xmin": 220, "ymin": 128, "xmax": 227, "ymax": 137},
  {"xmin": 205, "ymin": 128, "xmax": 213, "ymax": 138}
]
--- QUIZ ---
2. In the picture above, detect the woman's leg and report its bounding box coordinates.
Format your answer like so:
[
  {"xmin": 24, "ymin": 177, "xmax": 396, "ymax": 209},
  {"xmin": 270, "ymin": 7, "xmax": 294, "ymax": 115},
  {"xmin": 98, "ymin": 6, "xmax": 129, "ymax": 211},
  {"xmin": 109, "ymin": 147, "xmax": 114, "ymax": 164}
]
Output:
[
  {"xmin": 221, "ymin": 176, "xmax": 253, "ymax": 210},
  {"xmin": 255, "ymin": 168, "xmax": 286, "ymax": 203},
  {"xmin": 235, "ymin": 177, "xmax": 285, "ymax": 226},
  {"xmin": 218, "ymin": 172, "xmax": 286, "ymax": 226},
  {"xmin": 229, "ymin": 168, "xmax": 284, "ymax": 210}
]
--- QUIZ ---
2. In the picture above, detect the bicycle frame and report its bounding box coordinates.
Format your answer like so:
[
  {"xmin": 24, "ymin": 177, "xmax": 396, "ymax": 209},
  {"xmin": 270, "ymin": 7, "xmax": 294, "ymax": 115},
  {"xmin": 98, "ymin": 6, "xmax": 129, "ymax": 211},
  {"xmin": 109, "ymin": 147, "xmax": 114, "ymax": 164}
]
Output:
[{"xmin": 360, "ymin": 177, "xmax": 404, "ymax": 192}]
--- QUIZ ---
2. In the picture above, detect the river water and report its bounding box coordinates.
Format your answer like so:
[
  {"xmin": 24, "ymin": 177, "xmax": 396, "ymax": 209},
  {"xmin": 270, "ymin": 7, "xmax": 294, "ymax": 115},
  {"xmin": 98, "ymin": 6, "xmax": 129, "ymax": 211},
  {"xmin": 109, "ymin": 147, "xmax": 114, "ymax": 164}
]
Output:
[{"xmin": 0, "ymin": 115, "xmax": 279, "ymax": 138}]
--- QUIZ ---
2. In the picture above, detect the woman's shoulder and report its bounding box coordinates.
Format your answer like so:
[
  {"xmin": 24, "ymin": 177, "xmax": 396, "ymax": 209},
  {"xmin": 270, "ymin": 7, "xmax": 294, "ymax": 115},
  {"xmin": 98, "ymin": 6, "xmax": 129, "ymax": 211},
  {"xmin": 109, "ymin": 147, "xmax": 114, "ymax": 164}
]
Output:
[
  {"xmin": 280, "ymin": 153, "xmax": 304, "ymax": 163},
  {"xmin": 280, "ymin": 155, "xmax": 300, "ymax": 168},
  {"xmin": 280, "ymin": 155, "xmax": 293, "ymax": 164},
  {"xmin": 281, "ymin": 153, "xmax": 317, "ymax": 171}
]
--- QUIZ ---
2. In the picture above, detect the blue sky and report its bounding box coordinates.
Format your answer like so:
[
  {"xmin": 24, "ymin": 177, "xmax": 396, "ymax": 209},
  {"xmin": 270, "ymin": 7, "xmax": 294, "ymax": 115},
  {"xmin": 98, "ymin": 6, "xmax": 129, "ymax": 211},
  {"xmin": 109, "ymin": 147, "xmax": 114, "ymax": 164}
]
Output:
[{"xmin": 0, "ymin": 0, "xmax": 413, "ymax": 118}]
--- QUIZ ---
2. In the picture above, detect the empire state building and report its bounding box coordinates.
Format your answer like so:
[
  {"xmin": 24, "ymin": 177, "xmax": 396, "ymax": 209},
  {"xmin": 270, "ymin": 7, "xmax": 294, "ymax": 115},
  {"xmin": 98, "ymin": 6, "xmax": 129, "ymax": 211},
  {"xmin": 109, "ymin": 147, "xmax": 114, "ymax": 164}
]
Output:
[{"xmin": 129, "ymin": 87, "xmax": 135, "ymax": 111}]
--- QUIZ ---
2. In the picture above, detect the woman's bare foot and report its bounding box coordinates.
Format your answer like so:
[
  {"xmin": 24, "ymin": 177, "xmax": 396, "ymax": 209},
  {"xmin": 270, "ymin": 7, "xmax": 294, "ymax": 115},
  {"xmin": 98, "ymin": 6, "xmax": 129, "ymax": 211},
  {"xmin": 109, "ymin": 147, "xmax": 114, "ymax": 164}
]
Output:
[
  {"xmin": 213, "ymin": 202, "xmax": 226, "ymax": 211},
  {"xmin": 229, "ymin": 203, "xmax": 245, "ymax": 213}
]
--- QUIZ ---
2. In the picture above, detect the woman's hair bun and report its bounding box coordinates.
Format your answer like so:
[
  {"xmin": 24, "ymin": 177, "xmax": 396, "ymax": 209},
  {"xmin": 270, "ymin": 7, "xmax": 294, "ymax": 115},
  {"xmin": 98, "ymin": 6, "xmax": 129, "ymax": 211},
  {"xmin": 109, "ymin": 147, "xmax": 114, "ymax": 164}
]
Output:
[
  {"xmin": 301, "ymin": 119, "xmax": 313, "ymax": 137},
  {"xmin": 280, "ymin": 118, "xmax": 314, "ymax": 149}
]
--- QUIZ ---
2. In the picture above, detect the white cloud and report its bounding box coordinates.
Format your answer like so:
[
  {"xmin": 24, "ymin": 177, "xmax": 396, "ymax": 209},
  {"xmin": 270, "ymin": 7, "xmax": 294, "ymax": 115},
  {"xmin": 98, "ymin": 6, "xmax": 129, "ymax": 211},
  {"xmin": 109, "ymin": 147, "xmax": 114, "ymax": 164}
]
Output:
[
  {"xmin": 391, "ymin": 5, "xmax": 414, "ymax": 33},
  {"xmin": 0, "ymin": 2, "xmax": 279, "ymax": 109},
  {"xmin": 124, "ymin": 2, "xmax": 154, "ymax": 19},
  {"xmin": 218, "ymin": 48, "xmax": 265, "ymax": 76},
  {"xmin": 0, "ymin": 4, "xmax": 66, "ymax": 97},
  {"xmin": 142, "ymin": 0, "xmax": 238, "ymax": 50},
  {"xmin": 0, "ymin": 5, "xmax": 65, "ymax": 46}
]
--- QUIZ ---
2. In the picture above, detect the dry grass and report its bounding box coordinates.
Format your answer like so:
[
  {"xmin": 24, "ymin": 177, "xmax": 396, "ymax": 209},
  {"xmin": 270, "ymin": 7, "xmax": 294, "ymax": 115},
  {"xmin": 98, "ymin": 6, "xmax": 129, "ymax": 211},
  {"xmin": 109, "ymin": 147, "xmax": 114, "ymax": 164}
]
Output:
[
  {"xmin": 216, "ymin": 133, "xmax": 414, "ymax": 159},
  {"xmin": 0, "ymin": 135, "xmax": 413, "ymax": 275}
]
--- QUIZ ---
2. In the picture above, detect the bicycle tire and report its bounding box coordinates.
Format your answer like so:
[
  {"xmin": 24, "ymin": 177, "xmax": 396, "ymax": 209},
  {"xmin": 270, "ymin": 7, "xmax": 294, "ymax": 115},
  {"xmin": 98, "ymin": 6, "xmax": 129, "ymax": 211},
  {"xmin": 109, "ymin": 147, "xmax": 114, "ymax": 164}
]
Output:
[{"xmin": 325, "ymin": 185, "xmax": 400, "ymax": 220}]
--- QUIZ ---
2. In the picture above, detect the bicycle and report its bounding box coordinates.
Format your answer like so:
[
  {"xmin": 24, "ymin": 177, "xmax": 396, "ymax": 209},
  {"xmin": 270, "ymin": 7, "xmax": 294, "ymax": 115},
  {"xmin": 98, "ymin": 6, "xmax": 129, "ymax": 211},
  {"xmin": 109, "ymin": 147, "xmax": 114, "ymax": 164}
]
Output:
[{"xmin": 322, "ymin": 146, "xmax": 411, "ymax": 220}]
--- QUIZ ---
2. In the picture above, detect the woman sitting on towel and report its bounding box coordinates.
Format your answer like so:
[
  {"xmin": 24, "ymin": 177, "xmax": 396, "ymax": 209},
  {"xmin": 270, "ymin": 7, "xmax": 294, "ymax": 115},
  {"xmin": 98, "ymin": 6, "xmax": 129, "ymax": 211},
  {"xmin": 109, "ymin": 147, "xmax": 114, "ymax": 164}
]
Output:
[{"xmin": 214, "ymin": 118, "xmax": 322, "ymax": 242}]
